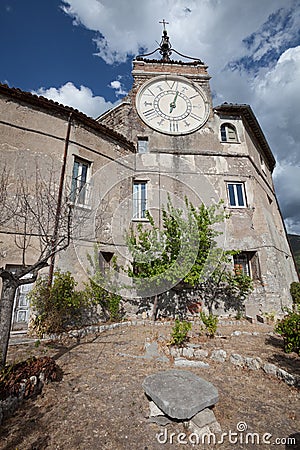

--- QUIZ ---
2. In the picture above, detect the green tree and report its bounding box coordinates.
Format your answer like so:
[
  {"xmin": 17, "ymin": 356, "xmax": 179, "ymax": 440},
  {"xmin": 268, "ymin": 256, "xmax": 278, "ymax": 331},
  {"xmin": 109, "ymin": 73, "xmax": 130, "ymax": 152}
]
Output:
[{"xmin": 126, "ymin": 196, "xmax": 252, "ymax": 319}]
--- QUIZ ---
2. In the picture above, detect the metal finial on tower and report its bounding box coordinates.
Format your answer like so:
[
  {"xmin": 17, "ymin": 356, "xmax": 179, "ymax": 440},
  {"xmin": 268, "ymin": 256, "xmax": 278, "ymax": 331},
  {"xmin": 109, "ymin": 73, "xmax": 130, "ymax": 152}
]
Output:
[
  {"xmin": 159, "ymin": 19, "xmax": 172, "ymax": 61},
  {"xmin": 136, "ymin": 20, "xmax": 203, "ymax": 64}
]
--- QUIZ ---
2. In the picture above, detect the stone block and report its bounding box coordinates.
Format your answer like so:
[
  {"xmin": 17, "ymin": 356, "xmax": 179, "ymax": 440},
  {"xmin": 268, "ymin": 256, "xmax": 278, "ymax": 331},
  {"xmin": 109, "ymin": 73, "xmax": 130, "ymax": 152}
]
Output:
[
  {"xmin": 276, "ymin": 368, "xmax": 296, "ymax": 386},
  {"xmin": 231, "ymin": 330, "xmax": 242, "ymax": 336},
  {"xmin": 174, "ymin": 358, "xmax": 209, "ymax": 368},
  {"xmin": 169, "ymin": 347, "xmax": 182, "ymax": 358},
  {"xmin": 262, "ymin": 363, "xmax": 278, "ymax": 376},
  {"xmin": 210, "ymin": 349, "xmax": 227, "ymax": 363},
  {"xmin": 245, "ymin": 357, "xmax": 262, "ymax": 370},
  {"xmin": 142, "ymin": 369, "xmax": 219, "ymax": 420},
  {"xmin": 149, "ymin": 400, "xmax": 164, "ymax": 417},
  {"xmin": 182, "ymin": 347, "xmax": 195, "ymax": 358},
  {"xmin": 210, "ymin": 420, "xmax": 222, "ymax": 434},
  {"xmin": 190, "ymin": 408, "xmax": 216, "ymax": 429},
  {"xmin": 230, "ymin": 353, "xmax": 245, "ymax": 367},
  {"xmin": 194, "ymin": 349, "xmax": 209, "ymax": 359}
]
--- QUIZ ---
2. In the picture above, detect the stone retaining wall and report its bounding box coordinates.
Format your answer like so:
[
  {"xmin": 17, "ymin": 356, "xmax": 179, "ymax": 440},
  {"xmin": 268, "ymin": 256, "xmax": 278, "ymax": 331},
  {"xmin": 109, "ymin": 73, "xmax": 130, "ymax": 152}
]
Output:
[{"xmin": 63, "ymin": 320, "xmax": 299, "ymax": 389}]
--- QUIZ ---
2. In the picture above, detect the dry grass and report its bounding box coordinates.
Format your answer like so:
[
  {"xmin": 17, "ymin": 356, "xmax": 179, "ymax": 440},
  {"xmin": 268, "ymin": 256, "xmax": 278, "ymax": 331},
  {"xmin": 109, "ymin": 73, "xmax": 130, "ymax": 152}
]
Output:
[{"xmin": 1, "ymin": 319, "xmax": 299, "ymax": 450}]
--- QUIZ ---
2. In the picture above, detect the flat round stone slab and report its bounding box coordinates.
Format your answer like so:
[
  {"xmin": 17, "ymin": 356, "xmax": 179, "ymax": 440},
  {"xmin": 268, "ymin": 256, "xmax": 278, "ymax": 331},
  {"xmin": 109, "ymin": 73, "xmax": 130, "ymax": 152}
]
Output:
[{"xmin": 142, "ymin": 369, "xmax": 219, "ymax": 420}]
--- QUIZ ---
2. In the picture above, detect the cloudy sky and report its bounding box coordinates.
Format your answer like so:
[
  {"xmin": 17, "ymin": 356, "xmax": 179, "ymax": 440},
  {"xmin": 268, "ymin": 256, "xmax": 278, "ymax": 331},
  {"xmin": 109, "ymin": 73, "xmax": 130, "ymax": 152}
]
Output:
[{"xmin": 1, "ymin": 0, "xmax": 300, "ymax": 234}]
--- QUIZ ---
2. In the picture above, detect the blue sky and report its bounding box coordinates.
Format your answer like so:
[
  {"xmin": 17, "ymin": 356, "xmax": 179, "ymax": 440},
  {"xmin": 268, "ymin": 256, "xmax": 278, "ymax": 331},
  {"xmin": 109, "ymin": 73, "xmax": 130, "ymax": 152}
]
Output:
[{"xmin": 1, "ymin": 0, "xmax": 300, "ymax": 234}]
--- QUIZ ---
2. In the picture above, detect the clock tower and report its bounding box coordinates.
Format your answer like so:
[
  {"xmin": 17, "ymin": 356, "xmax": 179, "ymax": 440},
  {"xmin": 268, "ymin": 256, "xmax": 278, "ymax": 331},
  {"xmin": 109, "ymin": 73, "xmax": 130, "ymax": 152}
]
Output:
[
  {"xmin": 97, "ymin": 22, "xmax": 299, "ymax": 316},
  {"xmin": 99, "ymin": 23, "xmax": 214, "ymax": 147}
]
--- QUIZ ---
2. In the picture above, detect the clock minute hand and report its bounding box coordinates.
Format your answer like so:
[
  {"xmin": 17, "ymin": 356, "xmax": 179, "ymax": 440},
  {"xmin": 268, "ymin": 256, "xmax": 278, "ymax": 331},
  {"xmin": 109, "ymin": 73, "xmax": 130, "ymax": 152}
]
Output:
[{"xmin": 169, "ymin": 91, "xmax": 179, "ymax": 113}]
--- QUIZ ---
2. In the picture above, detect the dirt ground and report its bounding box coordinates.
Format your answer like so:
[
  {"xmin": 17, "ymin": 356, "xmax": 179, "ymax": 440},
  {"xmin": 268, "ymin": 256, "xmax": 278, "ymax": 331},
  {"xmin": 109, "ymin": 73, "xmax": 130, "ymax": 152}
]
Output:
[{"xmin": 1, "ymin": 319, "xmax": 299, "ymax": 450}]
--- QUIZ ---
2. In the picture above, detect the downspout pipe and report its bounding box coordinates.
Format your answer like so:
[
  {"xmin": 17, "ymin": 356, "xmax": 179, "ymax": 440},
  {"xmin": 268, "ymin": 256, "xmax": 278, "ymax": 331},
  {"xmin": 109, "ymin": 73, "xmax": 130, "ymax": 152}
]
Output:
[{"xmin": 48, "ymin": 112, "xmax": 73, "ymax": 287}]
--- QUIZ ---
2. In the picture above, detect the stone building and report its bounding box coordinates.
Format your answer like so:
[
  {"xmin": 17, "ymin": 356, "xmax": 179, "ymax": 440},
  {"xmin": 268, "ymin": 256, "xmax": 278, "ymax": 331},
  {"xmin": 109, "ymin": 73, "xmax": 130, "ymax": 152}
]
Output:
[{"xmin": 0, "ymin": 29, "xmax": 298, "ymax": 329}]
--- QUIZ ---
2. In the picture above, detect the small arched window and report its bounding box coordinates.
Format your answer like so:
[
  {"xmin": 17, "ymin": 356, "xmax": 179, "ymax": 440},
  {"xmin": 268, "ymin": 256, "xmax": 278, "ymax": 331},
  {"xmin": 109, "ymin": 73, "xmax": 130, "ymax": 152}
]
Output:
[{"xmin": 220, "ymin": 123, "xmax": 238, "ymax": 142}]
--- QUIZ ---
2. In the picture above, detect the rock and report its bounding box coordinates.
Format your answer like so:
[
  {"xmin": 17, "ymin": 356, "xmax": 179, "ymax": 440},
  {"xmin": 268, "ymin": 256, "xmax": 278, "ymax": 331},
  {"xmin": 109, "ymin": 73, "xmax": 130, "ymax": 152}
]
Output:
[
  {"xmin": 174, "ymin": 358, "xmax": 209, "ymax": 368},
  {"xmin": 144, "ymin": 342, "xmax": 160, "ymax": 359},
  {"xmin": 245, "ymin": 357, "xmax": 262, "ymax": 370},
  {"xmin": 149, "ymin": 415, "xmax": 173, "ymax": 425},
  {"xmin": 210, "ymin": 349, "xmax": 227, "ymax": 363},
  {"xmin": 189, "ymin": 408, "xmax": 217, "ymax": 429},
  {"xmin": 149, "ymin": 400, "xmax": 165, "ymax": 417},
  {"xmin": 210, "ymin": 420, "xmax": 222, "ymax": 434},
  {"xmin": 188, "ymin": 408, "xmax": 222, "ymax": 441},
  {"xmin": 148, "ymin": 401, "xmax": 173, "ymax": 425},
  {"xmin": 142, "ymin": 369, "xmax": 219, "ymax": 420},
  {"xmin": 276, "ymin": 368, "xmax": 296, "ymax": 386},
  {"xmin": 231, "ymin": 331, "xmax": 242, "ymax": 336},
  {"xmin": 194, "ymin": 349, "xmax": 209, "ymax": 359},
  {"xmin": 182, "ymin": 347, "xmax": 195, "ymax": 358},
  {"xmin": 262, "ymin": 363, "xmax": 278, "ymax": 377},
  {"xmin": 169, "ymin": 347, "xmax": 182, "ymax": 358},
  {"xmin": 230, "ymin": 353, "xmax": 245, "ymax": 367}
]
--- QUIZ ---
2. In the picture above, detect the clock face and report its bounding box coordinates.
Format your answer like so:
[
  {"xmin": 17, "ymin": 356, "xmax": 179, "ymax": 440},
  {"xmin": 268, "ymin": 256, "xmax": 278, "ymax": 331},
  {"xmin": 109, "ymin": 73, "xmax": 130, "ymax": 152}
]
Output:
[{"xmin": 136, "ymin": 75, "xmax": 209, "ymax": 135}]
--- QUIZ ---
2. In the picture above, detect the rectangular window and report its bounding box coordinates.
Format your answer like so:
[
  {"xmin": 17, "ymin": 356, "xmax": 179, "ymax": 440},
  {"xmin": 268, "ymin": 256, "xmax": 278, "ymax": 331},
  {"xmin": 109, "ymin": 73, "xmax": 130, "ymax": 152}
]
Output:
[
  {"xmin": 227, "ymin": 182, "xmax": 246, "ymax": 207},
  {"xmin": 70, "ymin": 158, "xmax": 90, "ymax": 205},
  {"xmin": 99, "ymin": 251, "xmax": 114, "ymax": 275},
  {"xmin": 233, "ymin": 253, "xmax": 250, "ymax": 276},
  {"xmin": 133, "ymin": 181, "xmax": 147, "ymax": 219},
  {"xmin": 233, "ymin": 251, "xmax": 260, "ymax": 280},
  {"xmin": 137, "ymin": 137, "xmax": 149, "ymax": 154}
]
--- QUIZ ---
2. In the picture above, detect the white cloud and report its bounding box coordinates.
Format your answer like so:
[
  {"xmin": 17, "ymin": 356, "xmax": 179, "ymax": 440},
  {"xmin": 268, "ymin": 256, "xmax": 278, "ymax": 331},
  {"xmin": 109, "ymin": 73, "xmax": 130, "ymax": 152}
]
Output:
[
  {"xmin": 32, "ymin": 82, "xmax": 114, "ymax": 118},
  {"xmin": 109, "ymin": 79, "xmax": 127, "ymax": 97},
  {"xmin": 61, "ymin": 0, "xmax": 296, "ymax": 66},
  {"xmin": 251, "ymin": 46, "xmax": 300, "ymax": 233}
]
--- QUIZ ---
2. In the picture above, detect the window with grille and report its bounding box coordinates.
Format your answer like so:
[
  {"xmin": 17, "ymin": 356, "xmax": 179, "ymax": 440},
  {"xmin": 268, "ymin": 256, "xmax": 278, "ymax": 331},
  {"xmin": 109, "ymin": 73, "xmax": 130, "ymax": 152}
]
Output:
[
  {"xmin": 233, "ymin": 251, "xmax": 261, "ymax": 280},
  {"xmin": 233, "ymin": 253, "xmax": 250, "ymax": 276}
]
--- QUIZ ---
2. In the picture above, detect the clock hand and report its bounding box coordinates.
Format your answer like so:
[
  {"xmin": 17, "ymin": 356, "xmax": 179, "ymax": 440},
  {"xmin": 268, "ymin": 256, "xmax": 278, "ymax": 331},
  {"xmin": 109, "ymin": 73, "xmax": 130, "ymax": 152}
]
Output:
[{"xmin": 169, "ymin": 91, "xmax": 179, "ymax": 113}]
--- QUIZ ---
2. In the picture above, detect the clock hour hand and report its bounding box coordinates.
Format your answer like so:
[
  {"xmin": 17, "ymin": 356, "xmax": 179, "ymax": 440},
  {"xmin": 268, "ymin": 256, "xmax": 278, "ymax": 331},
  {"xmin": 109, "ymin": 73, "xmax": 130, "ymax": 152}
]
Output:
[{"xmin": 169, "ymin": 91, "xmax": 179, "ymax": 113}]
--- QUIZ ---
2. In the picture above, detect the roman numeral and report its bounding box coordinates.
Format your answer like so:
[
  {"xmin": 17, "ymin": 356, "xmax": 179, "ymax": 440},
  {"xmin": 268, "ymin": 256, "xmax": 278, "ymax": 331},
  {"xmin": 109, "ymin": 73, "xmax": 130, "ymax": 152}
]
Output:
[
  {"xmin": 145, "ymin": 88, "xmax": 155, "ymax": 96},
  {"xmin": 168, "ymin": 80, "xmax": 178, "ymax": 90},
  {"xmin": 143, "ymin": 108, "xmax": 158, "ymax": 120},
  {"xmin": 169, "ymin": 120, "xmax": 179, "ymax": 132},
  {"xmin": 190, "ymin": 112, "xmax": 202, "ymax": 120}
]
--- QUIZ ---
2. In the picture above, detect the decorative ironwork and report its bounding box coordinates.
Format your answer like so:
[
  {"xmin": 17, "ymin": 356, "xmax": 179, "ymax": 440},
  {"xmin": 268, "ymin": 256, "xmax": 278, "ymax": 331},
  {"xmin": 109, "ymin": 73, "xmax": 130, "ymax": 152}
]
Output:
[{"xmin": 136, "ymin": 20, "xmax": 203, "ymax": 64}]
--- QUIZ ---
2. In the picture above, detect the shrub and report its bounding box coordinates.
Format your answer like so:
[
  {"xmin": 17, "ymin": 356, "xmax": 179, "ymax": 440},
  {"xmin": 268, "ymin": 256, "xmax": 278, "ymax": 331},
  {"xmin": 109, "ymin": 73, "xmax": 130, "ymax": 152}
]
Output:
[
  {"xmin": 29, "ymin": 271, "xmax": 89, "ymax": 337},
  {"xmin": 83, "ymin": 278, "xmax": 123, "ymax": 322},
  {"xmin": 275, "ymin": 306, "xmax": 300, "ymax": 355},
  {"xmin": 84, "ymin": 245, "xmax": 124, "ymax": 322},
  {"xmin": 200, "ymin": 311, "xmax": 218, "ymax": 338},
  {"xmin": 170, "ymin": 319, "xmax": 192, "ymax": 346},
  {"xmin": 290, "ymin": 282, "xmax": 300, "ymax": 306}
]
